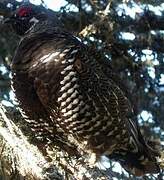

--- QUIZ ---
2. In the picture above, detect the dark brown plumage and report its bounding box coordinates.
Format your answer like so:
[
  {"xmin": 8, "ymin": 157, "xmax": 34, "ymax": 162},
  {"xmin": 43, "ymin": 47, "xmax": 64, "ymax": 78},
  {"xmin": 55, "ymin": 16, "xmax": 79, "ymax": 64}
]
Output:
[{"xmin": 6, "ymin": 4, "xmax": 160, "ymax": 176}]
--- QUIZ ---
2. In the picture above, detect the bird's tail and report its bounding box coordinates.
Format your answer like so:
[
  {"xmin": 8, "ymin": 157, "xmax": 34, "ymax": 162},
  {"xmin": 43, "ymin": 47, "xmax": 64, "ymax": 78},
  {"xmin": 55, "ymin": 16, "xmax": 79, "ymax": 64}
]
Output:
[
  {"xmin": 120, "ymin": 117, "xmax": 161, "ymax": 176},
  {"xmin": 110, "ymin": 139, "xmax": 161, "ymax": 176}
]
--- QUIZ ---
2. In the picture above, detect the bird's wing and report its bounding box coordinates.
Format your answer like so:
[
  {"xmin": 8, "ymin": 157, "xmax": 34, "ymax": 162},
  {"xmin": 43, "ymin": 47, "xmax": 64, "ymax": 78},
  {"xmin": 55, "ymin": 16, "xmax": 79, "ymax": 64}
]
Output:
[
  {"xmin": 74, "ymin": 49, "xmax": 145, "ymax": 150},
  {"xmin": 92, "ymin": 53, "xmax": 145, "ymax": 147}
]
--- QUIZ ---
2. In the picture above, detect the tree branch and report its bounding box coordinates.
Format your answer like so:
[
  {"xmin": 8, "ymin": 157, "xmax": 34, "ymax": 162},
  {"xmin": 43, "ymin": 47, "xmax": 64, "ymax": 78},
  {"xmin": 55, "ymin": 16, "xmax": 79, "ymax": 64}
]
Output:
[
  {"xmin": 114, "ymin": 12, "xmax": 164, "ymax": 33},
  {"xmin": 117, "ymin": 32, "xmax": 164, "ymax": 53},
  {"xmin": 0, "ymin": 104, "xmax": 64, "ymax": 179},
  {"xmin": 0, "ymin": 104, "xmax": 125, "ymax": 179}
]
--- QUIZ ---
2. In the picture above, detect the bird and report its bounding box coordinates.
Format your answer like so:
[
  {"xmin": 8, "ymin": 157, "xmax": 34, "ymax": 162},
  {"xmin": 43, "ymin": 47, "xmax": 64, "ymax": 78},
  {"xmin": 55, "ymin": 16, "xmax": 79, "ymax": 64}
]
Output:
[{"xmin": 4, "ymin": 3, "xmax": 161, "ymax": 176}]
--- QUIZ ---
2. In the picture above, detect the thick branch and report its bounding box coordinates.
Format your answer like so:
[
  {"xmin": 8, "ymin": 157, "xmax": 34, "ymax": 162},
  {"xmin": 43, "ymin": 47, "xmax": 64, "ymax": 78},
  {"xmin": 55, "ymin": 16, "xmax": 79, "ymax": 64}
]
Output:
[
  {"xmin": 114, "ymin": 11, "xmax": 164, "ymax": 33},
  {"xmin": 117, "ymin": 32, "xmax": 164, "ymax": 53},
  {"xmin": 0, "ymin": 104, "xmax": 63, "ymax": 179},
  {"xmin": 133, "ymin": 0, "xmax": 162, "ymax": 6}
]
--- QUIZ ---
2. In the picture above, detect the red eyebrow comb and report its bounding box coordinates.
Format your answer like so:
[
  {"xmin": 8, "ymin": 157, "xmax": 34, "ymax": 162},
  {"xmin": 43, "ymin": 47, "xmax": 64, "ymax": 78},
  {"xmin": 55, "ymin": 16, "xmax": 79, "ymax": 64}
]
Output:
[{"xmin": 17, "ymin": 7, "xmax": 32, "ymax": 17}]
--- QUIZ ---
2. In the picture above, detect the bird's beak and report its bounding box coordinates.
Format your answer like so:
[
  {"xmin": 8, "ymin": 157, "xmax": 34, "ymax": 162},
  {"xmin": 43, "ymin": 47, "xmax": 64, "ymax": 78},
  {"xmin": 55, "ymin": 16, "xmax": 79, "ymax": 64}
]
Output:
[
  {"xmin": 3, "ymin": 17, "xmax": 14, "ymax": 24},
  {"xmin": 3, "ymin": 18, "xmax": 10, "ymax": 23}
]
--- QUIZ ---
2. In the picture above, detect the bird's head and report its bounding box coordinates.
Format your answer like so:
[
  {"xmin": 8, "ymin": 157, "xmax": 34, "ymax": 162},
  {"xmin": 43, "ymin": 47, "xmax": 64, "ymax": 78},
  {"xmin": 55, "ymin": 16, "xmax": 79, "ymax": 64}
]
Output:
[{"xmin": 4, "ymin": 4, "xmax": 47, "ymax": 35}]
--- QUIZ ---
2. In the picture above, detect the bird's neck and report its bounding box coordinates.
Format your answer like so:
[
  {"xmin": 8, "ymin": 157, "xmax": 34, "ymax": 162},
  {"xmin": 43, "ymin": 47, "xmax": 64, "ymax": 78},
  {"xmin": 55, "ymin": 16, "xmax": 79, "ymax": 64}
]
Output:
[{"xmin": 24, "ymin": 19, "xmax": 64, "ymax": 37}]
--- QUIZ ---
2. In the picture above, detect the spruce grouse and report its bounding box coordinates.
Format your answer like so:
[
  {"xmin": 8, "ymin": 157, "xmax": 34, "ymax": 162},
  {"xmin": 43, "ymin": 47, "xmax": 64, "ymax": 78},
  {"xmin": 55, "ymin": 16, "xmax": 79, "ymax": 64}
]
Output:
[{"xmin": 4, "ymin": 3, "xmax": 161, "ymax": 176}]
